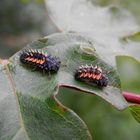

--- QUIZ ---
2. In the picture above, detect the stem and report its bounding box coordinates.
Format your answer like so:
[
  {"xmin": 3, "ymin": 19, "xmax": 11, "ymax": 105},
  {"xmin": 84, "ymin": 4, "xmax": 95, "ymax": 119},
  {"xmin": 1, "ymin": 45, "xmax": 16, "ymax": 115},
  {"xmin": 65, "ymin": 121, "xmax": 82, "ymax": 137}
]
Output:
[{"xmin": 123, "ymin": 91, "xmax": 140, "ymax": 104}]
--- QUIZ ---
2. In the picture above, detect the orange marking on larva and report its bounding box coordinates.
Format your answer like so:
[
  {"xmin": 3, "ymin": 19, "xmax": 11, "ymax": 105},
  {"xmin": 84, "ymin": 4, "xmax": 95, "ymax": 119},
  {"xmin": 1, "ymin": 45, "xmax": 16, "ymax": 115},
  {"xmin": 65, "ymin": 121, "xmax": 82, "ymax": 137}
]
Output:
[
  {"xmin": 92, "ymin": 74, "xmax": 96, "ymax": 79},
  {"xmin": 80, "ymin": 73, "xmax": 85, "ymax": 78},
  {"xmin": 96, "ymin": 74, "xmax": 102, "ymax": 80},
  {"xmin": 36, "ymin": 60, "xmax": 41, "ymax": 63},
  {"xmin": 32, "ymin": 59, "xmax": 37, "ymax": 62},
  {"xmin": 89, "ymin": 74, "xmax": 93, "ymax": 78},
  {"xmin": 30, "ymin": 58, "xmax": 34, "ymax": 61},
  {"xmin": 26, "ymin": 57, "xmax": 33, "ymax": 61},
  {"xmin": 27, "ymin": 57, "xmax": 37, "ymax": 62},
  {"xmin": 83, "ymin": 73, "xmax": 88, "ymax": 77},
  {"xmin": 87, "ymin": 73, "xmax": 91, "ymax": 78},
  {"xmin": 95, "ymin": 74, "xmax": 100, "ymax": 79},
  {"xmin": 31, "ymin": 59, "xmax": 37, "ymax": 62},
  {"xmin": 94, "ymin": 75, "xmax": 98, "ymax": 79},
  {"xmin": 40, "ymin": 60, "xmax": 45, "ymax": 64},
  {"xmin": 25, "ymin": 58, "xmax": 29, "ymax": 61}
]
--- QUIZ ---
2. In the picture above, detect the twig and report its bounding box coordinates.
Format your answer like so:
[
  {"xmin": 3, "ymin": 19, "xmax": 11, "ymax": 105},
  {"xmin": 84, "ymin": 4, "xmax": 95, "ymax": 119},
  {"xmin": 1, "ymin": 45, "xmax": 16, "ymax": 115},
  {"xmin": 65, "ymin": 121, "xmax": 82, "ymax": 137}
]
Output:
[{"xmin": 123, "ymin": 91, "xmax": 140, "ymax": 104}]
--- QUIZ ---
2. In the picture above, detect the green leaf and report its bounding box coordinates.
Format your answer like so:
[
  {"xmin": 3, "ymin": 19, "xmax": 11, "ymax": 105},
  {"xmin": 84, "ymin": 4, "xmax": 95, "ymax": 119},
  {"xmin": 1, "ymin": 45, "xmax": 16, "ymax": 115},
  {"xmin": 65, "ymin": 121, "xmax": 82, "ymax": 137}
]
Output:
[
  {"xmin": 0, "ymin": 34, "xmax": 93, "ymax": 139},
  {"xmin": 0, "ymin": 65, "xmax": 92, "ymax": 140},
  {"xmin": 42, "ymin": 33, "xmax": 127, "ymax": 109},
  {"xmin": 45, "ymin": 0, "xmax": 140, "ymax": 65},
  {"xmin": 0, "ymin": 60, "xmax": 27, "ymax": 140},
  {"xmin": 116, "ymin": 56, "xmax": 140, "ymax": 123},
  {"xmin": 122, "ymin": 32, "xmax": 140, "ymax": 42},
  {"xmin": 12, "ymin": 32, "xmax": 127, "ymax": 109},
  {"xmin": 129, "ymin": 105, "xmax": 140, "ymax": 123},
  {"xmin": 0, "ymin": 33, "xmax": 127, "ymax": 139},
  {"xmin": 17, "ymin": 94, "xmax": 92, "ymax": 140}
]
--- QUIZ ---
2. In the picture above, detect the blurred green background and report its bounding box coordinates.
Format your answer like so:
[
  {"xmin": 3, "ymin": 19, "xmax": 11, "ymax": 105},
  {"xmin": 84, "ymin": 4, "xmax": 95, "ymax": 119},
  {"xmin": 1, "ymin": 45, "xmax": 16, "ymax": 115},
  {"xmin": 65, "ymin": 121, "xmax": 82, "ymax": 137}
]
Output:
[{"xmin": 0, "ymin": 0, "xmax": 140, "ymax": 140}]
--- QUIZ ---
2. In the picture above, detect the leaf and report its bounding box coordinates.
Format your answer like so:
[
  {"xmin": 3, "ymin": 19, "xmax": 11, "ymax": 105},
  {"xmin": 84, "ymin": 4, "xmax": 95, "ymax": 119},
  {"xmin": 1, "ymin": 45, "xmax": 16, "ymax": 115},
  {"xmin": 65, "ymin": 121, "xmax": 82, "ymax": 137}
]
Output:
[
  {"xmin": 122, "ymin": 32, "xmax": 140, "ymax": 42},
  {"xmin": 15, "ymin": 32, "xmax": 127, "ymax": 109},
  {"xmin": 42, "ymin": 33, "xmax": 127, "ymax": 109},
  {"xmin": 45, "ymin": 0, "xmax": 140, "ymax": 65},
  {"xmin": 0, "ymin": 33, "xmax": 127, "ymax": 139},
  {"xmin": 116, "ymin": 56, "xmax": 140, "ymax": 123},
  {"xmin": 129, "ymin": 105, "xmax": 140, "ymax": 123},
  {"xmin": 0, "ymin": 34, "xmax": 92, "ymax": 139},
  {"xmin": 17, "ymin": 94, "xmax": 92, "ymax": 140},
  {"xmin": 0, "ymin": 60, "xmax": 27, "ymax": 140}
]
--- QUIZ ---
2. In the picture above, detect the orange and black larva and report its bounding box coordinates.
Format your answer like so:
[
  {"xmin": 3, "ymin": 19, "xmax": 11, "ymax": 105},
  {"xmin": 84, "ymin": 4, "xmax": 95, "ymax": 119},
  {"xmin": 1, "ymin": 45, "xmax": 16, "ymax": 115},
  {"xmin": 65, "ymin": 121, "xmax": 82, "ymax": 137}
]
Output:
[
  {"xmin": 75, "ymin": 65, "xmax": 108, "ymax": 87},
  {"xmin": 20, "ymin": 49, "xmax": 61, "ymax": 73}
]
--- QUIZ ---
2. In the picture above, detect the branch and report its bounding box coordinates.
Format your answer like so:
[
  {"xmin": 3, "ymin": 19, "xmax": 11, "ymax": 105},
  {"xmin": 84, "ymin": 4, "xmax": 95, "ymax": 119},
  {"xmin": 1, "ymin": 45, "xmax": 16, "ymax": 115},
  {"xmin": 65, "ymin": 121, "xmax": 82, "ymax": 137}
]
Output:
[{"xmin": 123, "ymin": 91, "xmax": 140, "ymax": 104}]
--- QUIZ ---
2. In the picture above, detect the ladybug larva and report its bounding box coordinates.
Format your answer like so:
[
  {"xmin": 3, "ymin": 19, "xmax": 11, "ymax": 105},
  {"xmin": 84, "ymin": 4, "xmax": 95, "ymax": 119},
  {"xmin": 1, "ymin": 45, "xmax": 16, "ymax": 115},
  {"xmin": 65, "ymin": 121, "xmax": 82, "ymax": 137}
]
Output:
[
  {"xmin": 20, "ymin": 49, "xmax": 61, "ymax": 73},
  {"xmin": 75, "ymin": 65, "xmax": 108, "ymax": 87}
]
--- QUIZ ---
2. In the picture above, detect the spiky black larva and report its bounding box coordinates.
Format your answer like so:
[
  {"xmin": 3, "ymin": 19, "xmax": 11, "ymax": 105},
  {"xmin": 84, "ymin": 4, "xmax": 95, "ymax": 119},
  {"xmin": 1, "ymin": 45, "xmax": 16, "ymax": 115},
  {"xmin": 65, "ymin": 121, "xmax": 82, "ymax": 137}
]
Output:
[
  {"xmin": 20, "ymin": 49, "xmax": 61, "ymax": 73},
  {"xmin": 75, "ymin": 64, "xmax": 108, "ymax": 87}
]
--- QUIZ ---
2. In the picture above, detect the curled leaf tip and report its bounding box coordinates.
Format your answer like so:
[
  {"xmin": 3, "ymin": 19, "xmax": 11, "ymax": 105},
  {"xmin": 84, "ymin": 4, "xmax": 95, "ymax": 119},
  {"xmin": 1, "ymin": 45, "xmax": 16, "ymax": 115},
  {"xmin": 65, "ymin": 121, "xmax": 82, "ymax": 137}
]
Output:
[
  {"xmin": 80, "ymin": 43, "xmax": 96, "ymax": 55},
  {"xmin": 0, "ymin": 59, "xmax": 9, "ymax": 65}
]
